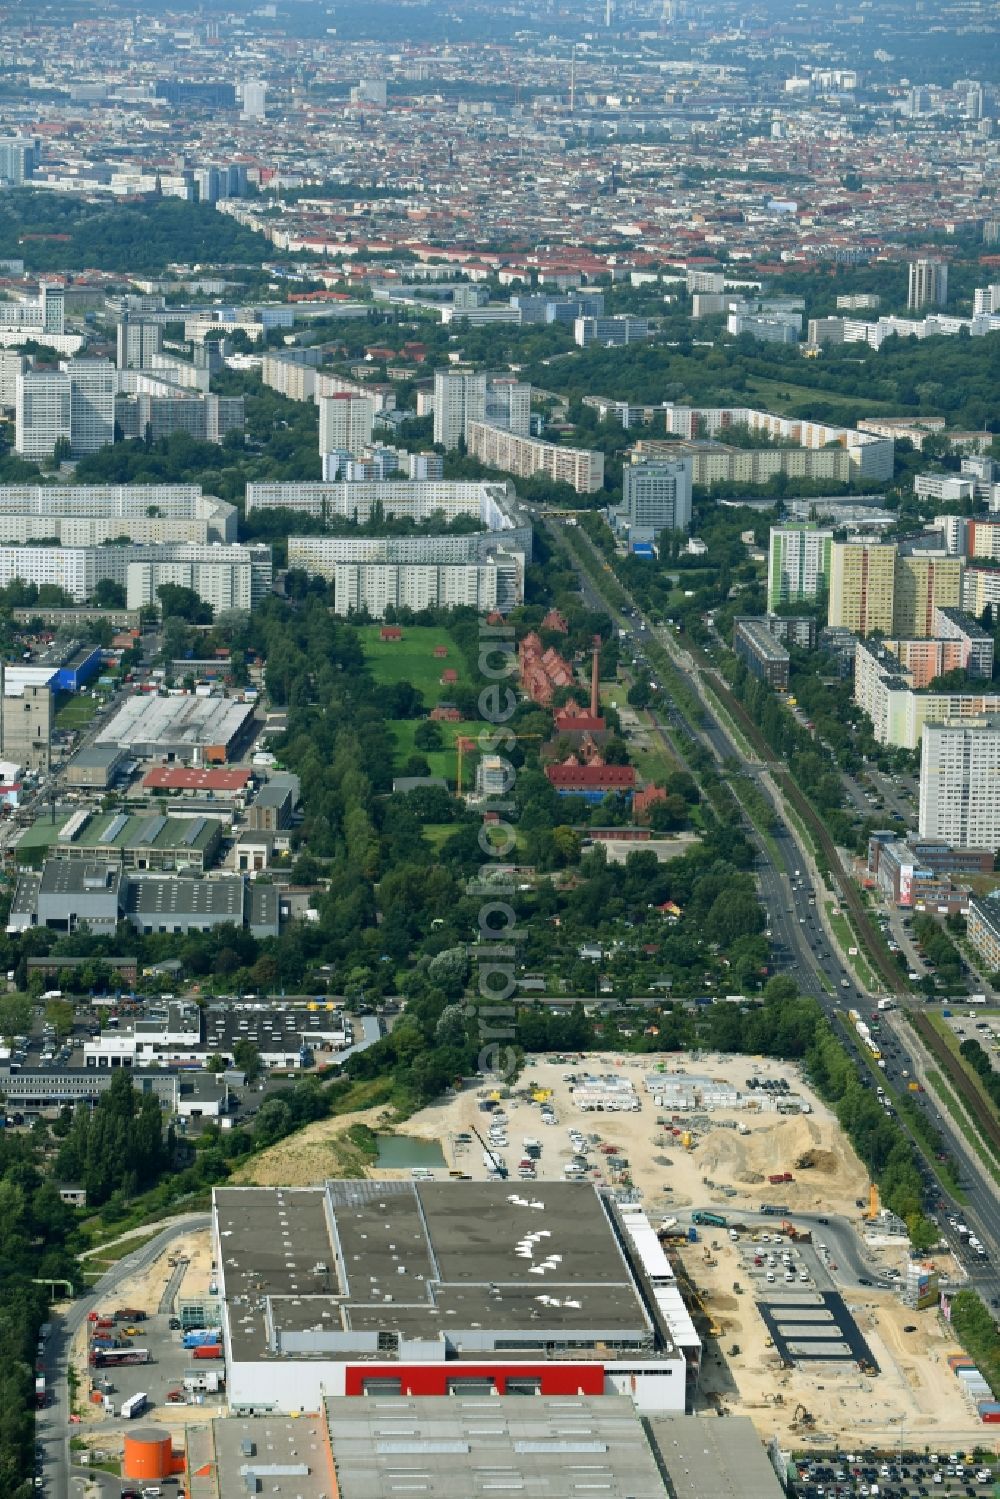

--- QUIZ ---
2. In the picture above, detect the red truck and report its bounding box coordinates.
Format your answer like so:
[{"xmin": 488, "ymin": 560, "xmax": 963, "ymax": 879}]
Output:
[
  {"xmin": 192, "ymin": 1344, "xmax": 222, "ymax": 1361},
  {"xmin": 767, "ymin": 1173, "xmax": 794, "ymax": 1185}
]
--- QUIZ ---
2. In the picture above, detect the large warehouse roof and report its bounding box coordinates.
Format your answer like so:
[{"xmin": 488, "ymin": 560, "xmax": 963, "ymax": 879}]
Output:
[
  {"xmin": 325, "ymin": 1395, "xmax": 668, "ymax": 1499},
  {"xmin": 96, "ymin": 693, "xmax": 254, "ymax": 753},
  {"xmin": 214, "ymin": 1180, "xmax": 659, "ymax": 1363}
]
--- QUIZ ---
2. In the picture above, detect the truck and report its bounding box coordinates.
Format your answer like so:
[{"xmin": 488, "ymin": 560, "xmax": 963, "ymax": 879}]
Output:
[
  {"xmin": 182, "ymin": 1329, "xmax": 219, "ymax": 1348},
  {"xmin": 90, "ymin": 1348, "xmax": 150, "ymax": 1368},
  {"xmin": 113, "ymin": 1308, "xmax": 146, "ymax": 1323},
  {"xmin": 34, "ymin": 1376, "xmax": 46, "ymax": 1409},
  {"xmin": 183, "ymin": 1369, "xmax": 223, "ymax": 1393},
  {"xmin": 760, "ymin": 1204, "xmax": 789, "ymax": 1216},
  {"xmin": 192, "ymin": 1344, "xmax": 222, "ymax": 1361},
  {"xmin": 767, "ymin": 1173, "xmax": 794, "ymax": 1185},
  {"xmin": 119, "ymin": 1392, "xmax": 147, "ymax": 1420},
  {"xmin": 691, "ymin": 1211, "xmax": 727, "ymax": 1227}
]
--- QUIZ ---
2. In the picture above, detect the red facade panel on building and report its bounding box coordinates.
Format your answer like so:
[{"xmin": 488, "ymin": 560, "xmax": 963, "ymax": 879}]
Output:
[{"xmin": 344, "ymin": 1363, "xmax": 605, "ymax": 1398}]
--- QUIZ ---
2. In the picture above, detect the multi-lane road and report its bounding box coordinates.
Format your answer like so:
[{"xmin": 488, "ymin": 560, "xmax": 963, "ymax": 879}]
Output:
[{"xmin": 547, "ymin": 512, "xmax": 1000, "ymax": 1307}]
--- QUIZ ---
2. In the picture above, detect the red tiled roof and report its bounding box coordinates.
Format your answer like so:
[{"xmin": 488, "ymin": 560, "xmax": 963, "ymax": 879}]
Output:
[
  {"xmin": 142, "ymin": 767, "xmax": 252, "ymax": 792},
  {"xmin": 545, "ymin": 764, "xmax": 636, "ymax": 789}
]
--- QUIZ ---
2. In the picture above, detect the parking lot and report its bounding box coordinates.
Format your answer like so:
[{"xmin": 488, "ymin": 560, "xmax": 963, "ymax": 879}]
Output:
[
  {"xmin": 85, "ymin": 1312, "xmax": 226, "ymax": 1421},
  {"xmin": 792, "ymin": 1451, "xmax": 997, "ymax": 1499}
]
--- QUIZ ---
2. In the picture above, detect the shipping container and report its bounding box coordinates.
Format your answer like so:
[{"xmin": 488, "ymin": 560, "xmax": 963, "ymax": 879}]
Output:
[{"xmin": 192, "ymin": 1344, "xmax": 222, "ymax": 1361}]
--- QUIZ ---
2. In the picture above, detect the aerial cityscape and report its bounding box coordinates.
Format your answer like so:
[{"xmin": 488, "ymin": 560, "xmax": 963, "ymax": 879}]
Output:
[{"xmin": 0, "ymin": 0, "xmax": 1000, "ymax": 1496}]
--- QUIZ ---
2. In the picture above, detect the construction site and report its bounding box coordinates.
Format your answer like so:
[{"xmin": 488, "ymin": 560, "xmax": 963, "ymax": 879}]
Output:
[{"xmin": 344, "ymin": 1052, "xmax": 988, "ymax": 1450}]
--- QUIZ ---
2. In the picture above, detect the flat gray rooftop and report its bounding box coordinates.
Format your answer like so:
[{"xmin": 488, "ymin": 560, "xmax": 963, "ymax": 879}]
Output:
[
  {"xmin": 216, "ymin": 1187, "xmax": 338, "ymax": 1300},
  {"xmin": 326, "ymin": 1395, "xmax": 668, "ymax": 1499},
  {"xmin": 215, "ymin": 1181, "xmax": 655, "ymax": 1365},
  {"xmin": 209, "ymin": 1412, "xmax": 333, "ymax": 1499},
  {"xmin": 646, "ymin": 1413, "xmax": 785, "ymax": 1499}
]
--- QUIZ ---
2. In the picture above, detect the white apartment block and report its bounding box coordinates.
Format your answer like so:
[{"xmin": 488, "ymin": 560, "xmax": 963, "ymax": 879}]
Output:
[
  {"xmin": 315, "ymin": 371, "xmax": 396, "ymax": 412},
  {"xmin": 318, "ymin": 392, "xmax": 374, "ymax": 457},
  {"xmin": 333, "ymin": 558, "xmax": 518, "ymax": 617},
  {"xmin": 574, "ymin": 315, "xmax": 651, "ymax": 348},
  {"xmin": 657, "ymin": 403, "xmax": 893, "ymax": 480},
  {"xmin": 245, "ymin": 479, "xmax": 531, "ymax": 553},
  {"xmin": 0, "ymin": 351, "xmax": 26, "ymax": 408},
  {"xmin": 16, "ymin": 370, "xmax": 71, "ymax": 459},
  {"xmin": 466, "ymin": 421, "xmax": 604, "ymax": 494},
  {"xmin": 0, "ymin": 541, "xmax": 270, "ymax": 609},
  {"xmin": 126, "ymin": 560, "xmax": 255, "ymax": 614},
  {"xmin": 962, "ymin": 567, "xmax": 1000, "ymax": 616},
  {"xmin": 0, "ymin": 282, "xmax": 64, "ymax": 336},
  {"xmin": 854, "ymin": 639, "xmax": 1000, "ymax": 748},
  {"xmin": 0, "ymin": 484, "xmax": 236, "ymax": 545},
  {"xmin": 64, "ymin": 359, "xmax": 116, "ymax": 455},
  {"xmin": 915, "ymin": 474, "xmax": 975, "ymax": 504},
  {"xmin": 261, "ymin": 353, "xmax": 318, "ymax": 402},
  {"xmin": 289, "ymin": 535, "xmax": 525, "ymax": 607},
  {"xmin": 919, "ymin": 719, "xmax": 1000, "ymax": 852}
]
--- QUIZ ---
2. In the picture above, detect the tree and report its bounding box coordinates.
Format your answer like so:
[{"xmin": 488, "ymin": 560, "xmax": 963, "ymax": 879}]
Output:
[
  {"xmin": 44, "ymin": 998, "xmax": 74, "ymax": 1039},
  {"xmin": 92, "ymin": 579, "xmax": 127, "ymax": 610},
  {"xmin": 204, "ymin": 1054, "xmax": 226, "ymax": 1074},
  {"xmin": 232, "ymin": 1040, "xmax": 262, "ymax": 1082},
  {"xmin": 413, "ymin": 719, "xmax": 444, "ymax": 751},
  {"xmin": 0, "ymin": 994, "xmax": 30, "ymax": 1042},
  {"xmin": 156, "ymin": 582, "xmax": 213, "ymax": 625}
]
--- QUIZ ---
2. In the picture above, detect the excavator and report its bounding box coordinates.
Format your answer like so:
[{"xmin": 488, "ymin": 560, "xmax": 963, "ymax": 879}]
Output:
[{"xmin": 791, "ymin": 1403, "xmax": 816, "ymax": 1430}]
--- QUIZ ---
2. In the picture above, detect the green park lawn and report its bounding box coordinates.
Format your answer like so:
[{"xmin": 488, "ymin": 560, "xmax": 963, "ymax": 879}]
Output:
[
  {"xmin": 359, "ymin": 624, "xmax": 470, "ymax": 706},
  {"xmin": 389, "ymin": 718, "xmax": 480, "ymax": 786}
]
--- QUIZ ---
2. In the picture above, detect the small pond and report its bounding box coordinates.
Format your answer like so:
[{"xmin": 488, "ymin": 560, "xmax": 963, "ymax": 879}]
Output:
[{"xmin": 375, "ymin": 1135, "xmax": 446, "ymax": 1169}]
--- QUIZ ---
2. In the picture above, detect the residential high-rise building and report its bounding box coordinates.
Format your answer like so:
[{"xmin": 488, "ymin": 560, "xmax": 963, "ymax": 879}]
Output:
[
  {"xmin": 241, "ymin": 80, "xmax": 267, "ymax": 121},
  {"xmin": 574, "ymin": 315, "xmax": 651, "ymax": 348},
  {"xmin": 892, "ymin": 554, "xmax": 963, "ymax": 636},
  {"xmin": 612, "ymin": 458, "xmax": 693, "ymax": 542},
  {"xmin": 0, "ymin": 137, "xmax": 35, "ymax": 185},
  {"xmin": 63, "ymin": 359, "xmax": 116, "ymax": 455},
  {"xmin": 827, "ymin": 541, "xmax": 897, "ymax": 634},
  {"xmin": 15, "ymin": 371, "xmax": 72, "ymax": 460},
  {"xmin": 117, "ymin": 316, "xmax": 163, "ymax": 370},
  {"xmin": 432, "ymin": 370, "xmax": 530, "ymax": 449},
  {"xmin": 767, "ymin": 526, "xmax": 833, "ymax": 610},
  {"xmin": 907, "ymin": 258, "xmax": 948, "ymax": 311},
  {"xmin": 318, "ymin": 392, "xmax": 375, "ymax": 458},
  {"xmin": 919, "ymin": 719, "xmax": 1000, "ymax": 852}
]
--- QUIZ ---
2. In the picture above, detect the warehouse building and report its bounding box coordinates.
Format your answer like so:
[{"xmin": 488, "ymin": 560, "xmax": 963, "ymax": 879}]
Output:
[
  {"xmin": 8, "ymin": 860, "xmax": 278, "ymax": 939},
  {"xmin": 64, "ymin": 742, "xmax": 129, "ymax": 789},
  {"xmin": 96, "ymin": 694, "xmax": 256, "ymax": 762},
  {"xmin": 213, "ymin": 1179, "xmax": 697, "ymax": 1416},
  {"xmin": 194, "ymin": 1401, "xmax": 784, "ymax": 1499},
  {"xmin": 52, "ymin": 807, "xmax": 224, "ymax": 873},
  {"xmin": 81, "ymin": 998, "xmax": 349, "ymax": 1071}
]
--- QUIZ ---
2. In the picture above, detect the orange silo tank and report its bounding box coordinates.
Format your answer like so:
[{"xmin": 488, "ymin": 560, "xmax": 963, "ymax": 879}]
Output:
[{"xmin": 123, "ymin": 1427, "xmax": 173, "ymax": 1482}]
